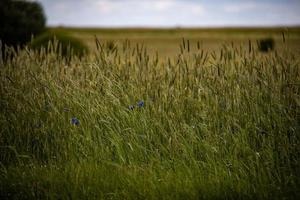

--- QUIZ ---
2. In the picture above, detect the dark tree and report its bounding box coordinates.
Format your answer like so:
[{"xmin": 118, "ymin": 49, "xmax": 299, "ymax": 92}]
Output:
[{"xmin": 0, "ymin": 0, "xmax": 46, "ymax": 48}]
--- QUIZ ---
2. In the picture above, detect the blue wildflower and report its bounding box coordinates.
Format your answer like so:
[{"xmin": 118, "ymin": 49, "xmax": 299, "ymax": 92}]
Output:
[
  {"xmin": 31, "ymin": 138, "xmax": 39, "ymax": 147},
  {"xmin": 137, "ymin": 100, "xmax": 144, "ymax": 108},
  {"xmin": 71, "ymin": 117, "xmax": 80, "ymax": 125},
  {"xmin": 128, "ymin": 105, "xmax": 135, "ymax": 110}
]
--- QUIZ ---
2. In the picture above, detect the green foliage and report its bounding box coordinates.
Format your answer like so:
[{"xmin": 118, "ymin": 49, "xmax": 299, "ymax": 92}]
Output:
[
  {"xmin": 258, "ymin": 38, "xmax": 275, "ymax": 52},
  {"xmin": 0, "ymin": 39, "xmax": 299, "ymax": 199},
  {"xmin": 0, "ymin": 0, "xmax": 46, "ymax": 47},
  {"xmin": 29, "ymin": 31, "xmax": 89, "ymax": 59}
]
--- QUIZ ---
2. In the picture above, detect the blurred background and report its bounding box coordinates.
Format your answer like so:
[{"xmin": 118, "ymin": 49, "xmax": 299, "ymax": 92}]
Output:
[
  {"xmin": 1, "ymin": 0, "xmax": 300, "ymax": 57},
  {"xmin": 41, "ymin": 0, "xmax": 300, "ymax": 27}
]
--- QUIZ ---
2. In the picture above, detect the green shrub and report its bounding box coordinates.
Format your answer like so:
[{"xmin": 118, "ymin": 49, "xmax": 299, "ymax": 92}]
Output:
[
  {"xmin": 0, "ymin": 0, "xmax": 46, "ymax": 47},
  {"xmin": 258, "ymin": 38, "xmax": 275, "ymax": 52},
  {"xmin": 29, "ymin": 31, "xmax": 89, "ymax": 58}
]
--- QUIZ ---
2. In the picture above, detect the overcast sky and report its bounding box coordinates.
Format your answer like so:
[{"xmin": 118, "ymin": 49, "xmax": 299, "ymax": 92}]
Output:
[{"xmin": 37, "ymin": 0, "xmax": 300, "ymax": 27}]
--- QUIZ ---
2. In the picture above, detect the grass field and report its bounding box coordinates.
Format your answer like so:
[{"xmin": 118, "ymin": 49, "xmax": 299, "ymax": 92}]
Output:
[
  {"xmin": 53, "ymin": 27, "xmax": 300, "ymax": 57},
  {"xmin": 0, "ymin": 28, "xmax": 300, "ymax": 199}
]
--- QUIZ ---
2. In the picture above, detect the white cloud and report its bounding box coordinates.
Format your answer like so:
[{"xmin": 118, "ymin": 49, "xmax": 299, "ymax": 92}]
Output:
[
  {"xmin": 95, "ymin": 0, "xmax": 118, "ymax": 13},
  {"xmin": 191, "ymin": 5, "xmax": 205, "ymax": 15},
  {"xmin": 94, "ymin": 0, "xmax": 204, "ymax": 14},
  {"xmin": 91, "ymin": 0, "xmax": 205, "ymax": 26},
  {"xmin": 224, "ymin": 2, "xmax": 258, "ymax": 12},
  {"xmin": 40, "ymin": 0, "xmax": 300, "ymax": 27},
  {"xmin": 153, "ymin": 0, "xmax": 175, "ymax": 11}
]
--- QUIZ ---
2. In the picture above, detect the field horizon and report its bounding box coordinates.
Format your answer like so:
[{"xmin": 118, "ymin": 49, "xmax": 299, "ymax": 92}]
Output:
[{"xmin": 46, "ymin": 26, "xmax": 300, "ymax": 58}]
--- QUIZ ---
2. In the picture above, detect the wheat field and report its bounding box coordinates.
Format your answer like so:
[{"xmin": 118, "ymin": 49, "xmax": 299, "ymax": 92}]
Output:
[{"xmin": 0, "ymin": 28, "xmax": 300, "ymax": 199}]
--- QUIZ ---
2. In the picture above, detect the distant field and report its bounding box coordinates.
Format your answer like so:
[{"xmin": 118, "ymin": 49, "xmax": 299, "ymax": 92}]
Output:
[{"xmin": 50, "ymin": 27, "xmax": 300, "ymax": 57}]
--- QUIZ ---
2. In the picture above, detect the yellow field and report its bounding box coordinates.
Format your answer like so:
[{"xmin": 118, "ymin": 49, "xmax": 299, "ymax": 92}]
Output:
[{"xmin": 51, "ymin": 27, "xmax": 300, "ymax": 57}]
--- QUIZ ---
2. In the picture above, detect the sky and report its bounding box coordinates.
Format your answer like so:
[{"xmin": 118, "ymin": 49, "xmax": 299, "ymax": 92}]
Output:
[{"xmin": 36, "ymin": 0, "xmax": 300, "ymax": 27}]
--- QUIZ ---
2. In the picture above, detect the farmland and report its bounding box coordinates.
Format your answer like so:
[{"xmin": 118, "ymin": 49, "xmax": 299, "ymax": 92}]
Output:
[
  {"xmin": 58, "ymin": 27, "xmax": 300, "ymax": 57},
  {"xmin": 0, "ymin": 27, "xmax": 300, "ymax": 199}
]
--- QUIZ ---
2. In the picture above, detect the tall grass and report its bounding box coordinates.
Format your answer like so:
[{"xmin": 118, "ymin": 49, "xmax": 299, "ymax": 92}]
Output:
[{"xmin": 0, "ymin": 38, "xmax": 299, "ymax": 199}]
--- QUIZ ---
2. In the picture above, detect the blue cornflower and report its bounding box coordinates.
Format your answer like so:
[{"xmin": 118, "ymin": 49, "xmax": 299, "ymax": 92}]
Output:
[
  {"xmin": 137, "ymin": 100, "xmax": 144, "ymax": 108},
  {"xmin": 71, "ymin": 117, "xmax": 80, "ymax": 125},
  {"xmin": 31, "ymin": 138, "xmax": 39, "ymax": 147},
  {"xmin": 128, "ymin": 105, "xmax": 135, "ymax": 110}
]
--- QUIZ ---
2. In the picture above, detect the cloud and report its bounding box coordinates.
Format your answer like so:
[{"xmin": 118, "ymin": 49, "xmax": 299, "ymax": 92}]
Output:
[
  {"xmin": 94, "ymin": 0, "xmax": 204, "ymax": 14},
  {"xmin": 91, "ymin": 0, "xmax": 205, "ymax": 26},
  {"xmin": 153, "ymin": 0, "xmax": 175, "ymax": 11},
  {"xmin": 223, "ymin": 2, "xmax": 258, "ymax": 12},
  {"xmin": 39, "ymin": 0, "xmax": 300, "ymax": 27},
  {"xmin": 95, "ymin": 0, "xmax": 118, "ymax": 13}
]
